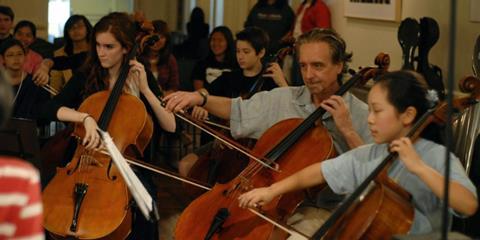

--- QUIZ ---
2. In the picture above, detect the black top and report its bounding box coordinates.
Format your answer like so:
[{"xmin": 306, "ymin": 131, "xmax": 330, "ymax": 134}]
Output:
[
  {"xmin": 191, "ymin": 56, "xmax": 238, "ymax": 90},
  {"xmin": 208, "ymin": 69, "xmax": 277, "ymax": 98},
  {"xmin": 30, "ymin": 38, "xmax": 55, "ymax": 59},
  {"xmin": 40, "ymin": 70, "xmax": 163, "ymax": 123},
  {"xmin": 245, "ymin": 3, "xmax": 295, "ymax": 54},
  {"xmin": 0, "ymin": 35, "xmax": 13, "ymax": 48},
  {"xmin": 12, "ymin": 74, "xmax": 50, "ymax": 123},
  {"xmin": 51, "ymin": 51, "xmax": 88, "ymax": 71}
]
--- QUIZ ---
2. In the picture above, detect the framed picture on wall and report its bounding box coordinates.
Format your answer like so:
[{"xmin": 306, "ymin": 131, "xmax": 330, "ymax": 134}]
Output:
[{"xmin": 344, "ymin": 0, "xmax": 402, "ymax": 22}]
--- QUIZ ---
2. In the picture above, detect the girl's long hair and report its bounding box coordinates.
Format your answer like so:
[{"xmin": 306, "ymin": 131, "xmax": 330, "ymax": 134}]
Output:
[
  {"xmin": 138, "ymin": 20, "xmax": 172, "ymax": 69},
  {"xmin": 81, "ymin": 12, "xmax": 136, "ymax": 97},
  {"xmin": 206, "ymin": 26, "xmax": 237, "ymax": 68},
  {"xmin": 63, "ymin": 15, "xmax": 93, "ymax": 56}
]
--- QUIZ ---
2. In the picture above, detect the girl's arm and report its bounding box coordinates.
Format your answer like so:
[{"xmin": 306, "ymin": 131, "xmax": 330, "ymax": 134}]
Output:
[
  {"xmin": 415, "ymin": 164, "xmax": 478, "ymax": 216},
  {"xmin": 56, "ymin": 106, "xmax": 100, "ymax": 149},
  {"xmin": 131, "ymin": 60, "xmax": 176, "ymax": 133},
  {"xmin": 238, "ymin": 162, "xmax": 324, "ymax": 208},
  {"xmin": 143, "ymin": 89, "xmax": 176, "ymax": 132},
  {"xmin": 390, "ymin": 138, "xmax": 478, "ymax": 216}
]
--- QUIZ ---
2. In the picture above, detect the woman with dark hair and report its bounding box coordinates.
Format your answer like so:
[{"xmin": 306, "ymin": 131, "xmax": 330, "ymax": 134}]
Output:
[
  {"xmin": 192, "ymin": 26, "xmax": 237, "ymax": 91},
  {"xmin": 0, "ymin": 38, "xmax": 49, "ymax": 121},
  {"xmin": 179, "ymin": 26, "xmax": 239, "ymax": 166},
  {"xmin": 177, "ymin": 27, "xmax": 287, "ymax": 178},
  {"xmin": 12, "ymin": 20, "xmax": 43, "ymax": 74},
  {"xmin": 187, "ymin": 7, "xmax": 209, "ymax": 44},
  {"xmin": 50, "ymin": 14, "xmax": 92, "ymax": 93},
  {"xmin": 245, "ymin": 0, "xmax": 295, "ymax": 54},
  {"xmin": 40, "ymin": 12, "xmax": 175, "ymax": 239},
  {"xmin": 138, "ymin": 19, "xmax": 179, "ymax": 96}
]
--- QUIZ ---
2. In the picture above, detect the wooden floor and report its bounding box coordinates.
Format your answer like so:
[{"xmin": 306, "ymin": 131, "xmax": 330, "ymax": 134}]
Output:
[
  {"xmin": 154, "ymin": 170, "xmax": 192, "ymax": 240},
  {"xmin": 153, "ymin": 126, "xmax": 200, "ymax": 240}
]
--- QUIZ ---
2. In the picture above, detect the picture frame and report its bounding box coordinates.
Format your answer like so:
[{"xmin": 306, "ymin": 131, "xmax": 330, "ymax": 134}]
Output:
[{"xmin": 344, "ymin": 0, "xmax": 402, "ymax": 22}]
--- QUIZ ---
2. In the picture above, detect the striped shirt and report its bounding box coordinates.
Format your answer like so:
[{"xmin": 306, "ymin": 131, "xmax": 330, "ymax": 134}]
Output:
[{"xmin": 0, "ymin": 157, "xmax": 43, "ymax": 240}]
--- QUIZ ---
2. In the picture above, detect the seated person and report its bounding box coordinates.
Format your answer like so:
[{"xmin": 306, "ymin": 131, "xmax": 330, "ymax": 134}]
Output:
[
  {"xmin": 13, "ymin": 20, "xmax": 43, "ymax": 74},
  {"xmin": 179, "ymin": 26, "xmax": 288, "ymax": 177},
  {"xmin": 0, "ymin": 38, "xmax": 49, "ymax": 122},
  {"xmin": 50, "ymin": 14, "xmax": 92, "ymax": 93},
  {"xmin": 0, "ymin": 58, "xmax": 43, "ymax": 240},
  {"xmin": 239, "ymin": 71, "xmax": 478, "ymax": 236}
]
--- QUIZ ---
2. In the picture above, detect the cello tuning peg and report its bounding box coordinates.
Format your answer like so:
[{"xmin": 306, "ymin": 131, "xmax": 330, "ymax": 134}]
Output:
[{"xmin": 348, "ymin": 69, "xmax": 357, "ymax": 76}]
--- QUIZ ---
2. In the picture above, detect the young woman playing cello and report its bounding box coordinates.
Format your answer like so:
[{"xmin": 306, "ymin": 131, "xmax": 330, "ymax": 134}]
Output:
[
  {"xmin": 239, "ymin": 70, "xmax": 478, "ymax": 235},
  {"xmin": 40, "ymin": 12, "xmax": 175, "ymax": 239},
  {"xmin": 41, "ymin": 12, "xmax": 174, "ymax": 150}
]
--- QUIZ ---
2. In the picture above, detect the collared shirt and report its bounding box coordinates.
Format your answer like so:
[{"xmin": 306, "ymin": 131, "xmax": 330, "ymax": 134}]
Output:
[{"xmin": 230, "ymin": 85, "xmax": 372, "ymax": 154}]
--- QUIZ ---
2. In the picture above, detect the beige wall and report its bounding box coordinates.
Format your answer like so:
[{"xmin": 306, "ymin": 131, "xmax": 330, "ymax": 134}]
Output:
[
  {"xmin": 135, "ymin": 0, "xmax": 178, "ymax": 30},
  {"xmin": 71, "ymin": 0, "xmax": 134, "ymax": 25},
  {"xmin": 455, "ymin": 0, "xmax": 479, "ymax": 82},
  {"xmin": 0, "ymin": 0, "xmax": 48, "ymax": 38},
  {"xmin": 223, "ymin": 0, "xmax": 257, "ymax": 34},
  {"xmin": 229, "ymin": 0, "xmax": 478, "ymax": 87},
  {"xmin": 325, "ymin": 0, "xmax": 478, "ymax": 87},
  {"xmin": 2, "ymin": 0, "xmax": 477, "ymax": 84}
]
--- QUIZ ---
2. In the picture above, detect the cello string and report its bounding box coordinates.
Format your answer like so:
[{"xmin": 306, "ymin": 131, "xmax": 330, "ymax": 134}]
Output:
[
  {"xmin": 73, "ymin": 133, "xmax": 212, "ymax": 190},
  {"xmin": 173, "ymin": 111, "xmax": 280, "ymax": 172},
  {"xmin": 239, "ymin": 64, "xmax": 389, "ymax": 181}
]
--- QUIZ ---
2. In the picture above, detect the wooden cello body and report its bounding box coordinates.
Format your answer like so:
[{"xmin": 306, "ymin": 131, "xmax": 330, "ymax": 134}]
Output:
[
  {"xmin": 185, "ymin": 135, "xmax": 255, "ymax": 197},
  {"xmin": 176, "ymin": 119, "xmax": 336, "ymax": 239},
  {"xmin": 323, "ymin": 176, "xmax": 414, "ymax": 239},
  {"xmin": 42, "ymin": 91, "xmax": 153, "ymax": 239},
  {"xmin": 175, "ymin": 54, "xmax": 390, "ymax": 239},
  {"xmin": 313, "ymin": 76, "xmax": 480, "ymax": 240}
]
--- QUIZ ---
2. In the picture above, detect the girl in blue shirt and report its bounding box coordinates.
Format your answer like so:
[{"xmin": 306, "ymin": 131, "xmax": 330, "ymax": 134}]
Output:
[{"xmin": 238, "ymin": 70, "xmax": 478, "ymax": 235}]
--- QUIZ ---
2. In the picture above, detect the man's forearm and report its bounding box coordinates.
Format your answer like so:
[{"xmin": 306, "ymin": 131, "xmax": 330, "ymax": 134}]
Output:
[{"xmin": 203, "ymin": 95, "xmax": 232, "ymax": 120}]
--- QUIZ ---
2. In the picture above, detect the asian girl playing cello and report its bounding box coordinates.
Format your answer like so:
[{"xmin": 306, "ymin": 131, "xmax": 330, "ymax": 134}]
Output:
[
  {"xmin": 39, "ymin": 12, "xmax": 175, "ymax": 239},
  {"xmin": 239, "ymin": 70, "xmax": 478, "ymax": 236}
]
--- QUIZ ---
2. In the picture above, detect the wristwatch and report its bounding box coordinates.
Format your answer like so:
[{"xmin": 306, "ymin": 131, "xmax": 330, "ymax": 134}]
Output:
[{"xmin": 198, "ymin": 89, "xmax": 209, "ymax": 107}]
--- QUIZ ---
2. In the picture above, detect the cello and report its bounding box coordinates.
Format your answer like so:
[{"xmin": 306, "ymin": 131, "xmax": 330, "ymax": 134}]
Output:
[
  {"xmin": 311, "ymin": 75, "xmax": 480, "ymax": 240},
  {"xmin": 174, "ymin": 53, "xmax": 390, "ymax": 240},
  {"xmin": 37, "ymin": 13, "xmax": 157, "ymax": 188},
  {"xmin": 417, "ymin": 17, "xmax": 445, "ymax": 100},
  {"xmin": 41, "ymin": 37, "xmax": 153, "ymax": 239}
]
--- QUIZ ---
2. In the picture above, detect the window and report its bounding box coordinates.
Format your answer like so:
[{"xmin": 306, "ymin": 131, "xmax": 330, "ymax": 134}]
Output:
[{"xmin": 48, "ymin": 0, "xmax": 70, "ymax": 42}]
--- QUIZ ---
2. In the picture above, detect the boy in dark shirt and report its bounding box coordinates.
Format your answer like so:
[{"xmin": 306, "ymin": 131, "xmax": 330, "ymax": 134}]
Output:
[{"xmin": 179, "ymin": 26, "xmax": 288, "ymax": 178}]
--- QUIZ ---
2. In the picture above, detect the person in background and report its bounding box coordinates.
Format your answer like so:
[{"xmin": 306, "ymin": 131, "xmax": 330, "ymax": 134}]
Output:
[
  {"xmin": 190, "ymin": 26, "xmax": 238, "ymax": 146},
  {"xmin": 287, "ymin": 0, "xmax": 332, "ymax": 86},
  {"xmin": 239, "ymin": 71, "xmax": 478, "ymax": 236},
  {"xmin": 29, "ymin": 36, "xmax": 54, "ymax": 60},
  {"xmin": 176, "ymin": 27, "xmax": 288, "ymax": 177},
  {"xmin": 0, "ymin": 38, "xmax": 49, "ymax": 121},
  {"xmin": 13, "ymin": 20, "xmax": 43, "ymax": 75},
  {"xmin": 39, "ymin": 13, "xmax": 175, "ymax": 239},
  {"xmin": 138, "ymin": 19, "xmax": 179, "ymax": 96},
  {"xmin": 165, "ymin": 29, "xmax": 372, "ymax": 237},
  {"xmin": 191, "ymin": 26, "xmax": 238, "ymax": 92},
  {"xmin": 292, "ymin": 0, "xmax": 331, "ymax": 39},
  {"xmin": 175, "ymin": 7, "xmax": 209, "ymax": 60},
  {"xmin": 245, "ymin": 0, "xmax": 294, "ymax": 55},
  {"xmin": 50, "ymin": 14, "xmax": 92, "ymax": 93},
  {"xmin": 0, "ymin": 5, "xmax": 14, "ymax": 46},
  {"xmin": 0, "ymin": 60, "xmax": 44, "ymax": 240}
]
